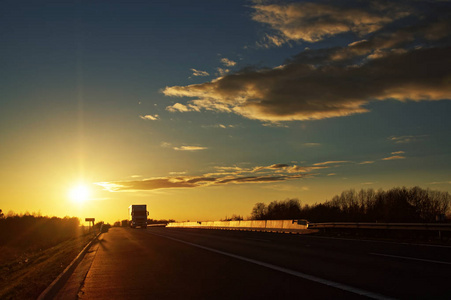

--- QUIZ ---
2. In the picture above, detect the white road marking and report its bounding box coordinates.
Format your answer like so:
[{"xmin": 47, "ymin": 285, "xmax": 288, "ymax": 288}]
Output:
[
  {"xmin": 370, "ymin": 253, "xmax": 451, "ymax": 265},
  {"xmin": 149, "ymin": 231, "xmax": 395, "ymax": 300}
]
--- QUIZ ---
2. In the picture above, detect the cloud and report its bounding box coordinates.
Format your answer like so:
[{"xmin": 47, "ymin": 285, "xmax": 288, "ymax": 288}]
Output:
[
  {"xmin": 388, "ymin": 135, "xmax": 427, "ymax": 144},
  {"xmin": 169, "ymin": 171, "xmax": 186, "ymax": 175},
  {"xmin": 382, "ymin": 155, "xmax": 406, "ymax": 161},
  {"xmin": 163, "ymin": 2, "xmax": 450, "ymax": 123},
  {"xmin": 221, "ymin": 58, "xmax": 237, "ymax": 67},
  {"xmin": 251, "ymin": 1, "xmax": 405, "ymax": 45},
  {"xmin": 313, "ymin": 161, "xmax": 349, "ymax": 166},
  {"xmin": 95, "ymin": 173, "xmax": 305, "ymax": 192},
  {"xmin": 173, "ymin": 146, "xmax": 208, "ymax": 151},
  {"xmin": 359, "ymin": 161, "xmax": 375, "ymax": 164},
  {"xmin": 201, "ymin": 124, "xmax": 236, "ymax": 129},
  {"xmin": 252, "ymin": 163, "xmax": 327, "ymax": 173},
  {"xmin": 95, "ymin": 162, "xmax": 333, "ymax": 192},
  {"xmin": 139, "ymin": 114, "xmax": 159, "ymax": 120},
  {"xmin": 391, "ymin": 151, "xmax": 405, "ymax": 155},
  {"xmin": 164, "ymin": 47, "xmax": 450, "ymax": 122},
  {"xmin": 191, "ymin": 68, "xmax": 210, "ymax": 77},
  {"xmin": 166, "ymin": 103, "xmax": 192, "ymax": 113},
  {"xmin": 216, "ymin": 68, "xmax": 230, "ymax": 76}
]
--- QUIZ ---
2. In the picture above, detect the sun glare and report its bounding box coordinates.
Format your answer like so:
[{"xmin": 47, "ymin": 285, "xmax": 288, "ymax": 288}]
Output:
[{"xmin": 69, "ymin": 184, "xmax": 90, "ymax": 203}]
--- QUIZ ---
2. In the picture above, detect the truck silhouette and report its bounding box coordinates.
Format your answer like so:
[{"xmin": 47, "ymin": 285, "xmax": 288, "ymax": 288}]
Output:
[{"xmin": 129, "ymin": 205, "xmax": 148, "ymax": 229}]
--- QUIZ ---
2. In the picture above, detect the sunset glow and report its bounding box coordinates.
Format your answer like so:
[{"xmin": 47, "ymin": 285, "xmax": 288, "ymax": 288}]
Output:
[
  {"xmin": 1, "ymin": 0, "xmax": 450, "ymax": 224},
  {"xmin": 68, "ymin": 185, "xmax": 90, "ymax": 204}
]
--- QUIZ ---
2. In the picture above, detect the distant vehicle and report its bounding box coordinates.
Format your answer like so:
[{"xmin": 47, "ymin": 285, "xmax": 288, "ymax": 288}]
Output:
[
  {"xmin": 129, "ymin": 205, "xmax": 149, "ymax": 229},
  {"xmin": 293, "ymin": 219, "xmax": 309, "ymax": 228}
]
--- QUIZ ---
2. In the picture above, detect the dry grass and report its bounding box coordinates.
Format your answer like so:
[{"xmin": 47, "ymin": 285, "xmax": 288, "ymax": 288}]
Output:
[{"xmin": 0, "ymin": 233, "xmax": 95, "ymax": 299}]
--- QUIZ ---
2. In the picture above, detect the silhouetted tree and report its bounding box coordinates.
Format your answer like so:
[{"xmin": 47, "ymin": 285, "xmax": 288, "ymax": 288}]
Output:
[
  {"xmin": 0, "ymin": 209, "xmax": 4, "ymax": 218},
  {"xmin": 251, "ymin": 202, "xmax": 267, "ymax": 220},
  {"xmin": 250, "ymin": 187, "xmax": 451, "ymax": 222},
  {"xmin": 266, "ymin": 199, "xmax": 302, "ymax": 220}
]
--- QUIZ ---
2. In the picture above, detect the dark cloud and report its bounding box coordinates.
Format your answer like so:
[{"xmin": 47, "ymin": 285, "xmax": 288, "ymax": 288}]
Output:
[
  {"xmin": 165, "ymin": 47, "xmax": 450, "ymax": 121},
  {"xmin": 164, "ymin": 1, "xmax": 451, "ymax": 122}
]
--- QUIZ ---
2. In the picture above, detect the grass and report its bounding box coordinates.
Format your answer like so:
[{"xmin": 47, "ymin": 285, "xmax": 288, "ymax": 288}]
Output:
[{"xmin": 0, "ymin": 232, "xmax": 95, "ymax": 299}]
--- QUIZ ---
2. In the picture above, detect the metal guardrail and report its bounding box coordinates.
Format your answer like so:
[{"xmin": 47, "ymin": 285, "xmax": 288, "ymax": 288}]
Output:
[{"xmin": 308, "ymin": 222, "xmax": 451, "ymax": 231}]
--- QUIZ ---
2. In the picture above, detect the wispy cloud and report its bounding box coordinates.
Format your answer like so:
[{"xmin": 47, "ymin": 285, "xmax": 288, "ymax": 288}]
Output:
[
  {"xmin": 359, "ymin": 161, "xmax": 375, "ymax": 164},
  {"xmin": 313, "ymin": 161, "xmax": 349, "ymax": 166},
  {"xmin": 139, "ymin": 114, "xmax": 159, "ymax": 121},
  {"xmin": 95, "ymin": 155, "xmax": 392, "ymax": 192},
  {"xmin": 173, "ymin": 146, "xmax": 208, "ymax": 151},
  {"xmin": 169, "ymin": 171, "xmax": 186, "ymax": 175},
  {"xmin": 191, "ymin": 68, "xmax": 209, "ymax": 77},
  {"xmin": 391, "ymin": 151, "xmax": 405, "ymax": 155},
  {"xmin": 94, "ymin": 161, "xmax": 331, "ymax": 192},
  {"xmin": 95, "ymin": 172, "xmax": 304, "ymax": 192},
  {"xmin": 388, "ymin": 135, "xmax": 427, "ymax": 144},
  {"xmin": 382, "ymin": 155, "xmax": 406, "ymax": 161},
  {"xmin": 221, "ymin": 58, "xmax": 236, "ymax": 67}
]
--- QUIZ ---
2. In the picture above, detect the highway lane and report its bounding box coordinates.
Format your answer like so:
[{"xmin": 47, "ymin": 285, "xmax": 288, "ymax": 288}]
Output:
[
  {"xmin": 153, "ymin": 228, "xmax": 451, "ymax": 299},
  {"xmin": 72, "ymin": 227, "xmax": 450, "ymax": 299}
]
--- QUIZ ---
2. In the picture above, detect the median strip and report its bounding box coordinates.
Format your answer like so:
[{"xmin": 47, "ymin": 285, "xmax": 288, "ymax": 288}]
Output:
[{"xmin": 149, "ymin": 231, "xmax": 395, "ymax": 300}]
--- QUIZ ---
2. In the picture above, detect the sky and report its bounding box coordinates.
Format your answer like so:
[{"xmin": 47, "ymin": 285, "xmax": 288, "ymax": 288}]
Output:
[{"xmin": 1, "ymin": 0, "xmax": 450, "ymax": 224}]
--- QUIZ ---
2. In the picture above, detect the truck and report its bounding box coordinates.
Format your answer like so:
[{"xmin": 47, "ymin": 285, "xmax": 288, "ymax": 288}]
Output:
[{"xmin": 129, "ymin": 205, "xmax": 149, "ymax": 228}]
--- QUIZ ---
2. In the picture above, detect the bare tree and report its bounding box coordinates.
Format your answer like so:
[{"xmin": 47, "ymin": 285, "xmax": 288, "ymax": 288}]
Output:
[{"xmin": 251, "ymin": 202, "xmax": 267, "ymax": 220}]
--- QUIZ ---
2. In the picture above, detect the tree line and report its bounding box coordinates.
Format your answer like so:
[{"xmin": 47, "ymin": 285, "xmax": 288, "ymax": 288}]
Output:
[
  {"xmin": 250, "ymin": 187, "xmax": 451, "ymax": 223},
  {"xmin": 0, "ymin": 212, "xmax": 82, "ymax": 251}
]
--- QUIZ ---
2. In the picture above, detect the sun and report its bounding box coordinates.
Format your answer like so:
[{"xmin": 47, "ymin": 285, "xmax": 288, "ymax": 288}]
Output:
[{"xmin": 68, "ymin": 184, "xmax": 90, "ymax": 203}]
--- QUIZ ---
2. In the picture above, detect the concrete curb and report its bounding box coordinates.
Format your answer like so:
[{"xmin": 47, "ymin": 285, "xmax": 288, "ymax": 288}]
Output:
[{"xmin": 37, "ymin": 231, "xmax": 102, "ymax": 300}]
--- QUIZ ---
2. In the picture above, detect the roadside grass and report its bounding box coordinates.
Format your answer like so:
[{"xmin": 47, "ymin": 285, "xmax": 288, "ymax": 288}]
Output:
[{"xmin": 0, "ymin": 232, "xmax": 95, "ymax": 299}]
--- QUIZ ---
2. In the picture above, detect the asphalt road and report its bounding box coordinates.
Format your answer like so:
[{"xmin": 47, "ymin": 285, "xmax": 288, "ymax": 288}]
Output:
[{"xmin": 58, "ymin": 227, "xmax": 451, "ymax": 299}]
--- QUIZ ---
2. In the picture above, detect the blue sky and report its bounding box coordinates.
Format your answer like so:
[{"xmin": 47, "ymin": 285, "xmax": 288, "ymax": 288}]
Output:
[{"xmin": 1, "ymin": 0, "xmax": 450, "ymax": 222}]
